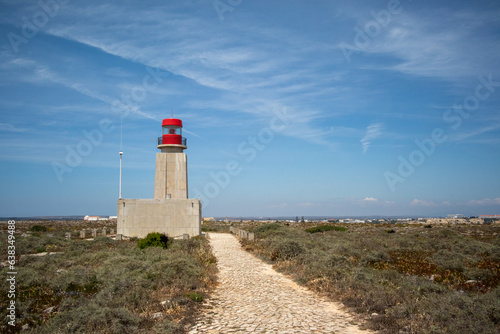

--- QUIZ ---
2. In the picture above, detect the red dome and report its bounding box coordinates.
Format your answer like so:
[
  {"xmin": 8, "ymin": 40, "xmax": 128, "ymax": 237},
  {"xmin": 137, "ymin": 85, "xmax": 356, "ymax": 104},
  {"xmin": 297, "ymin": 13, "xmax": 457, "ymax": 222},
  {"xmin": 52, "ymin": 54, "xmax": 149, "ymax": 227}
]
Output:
[{"xmin": 162, "ymin": 118, "xmax": 183, "ymax": 127}]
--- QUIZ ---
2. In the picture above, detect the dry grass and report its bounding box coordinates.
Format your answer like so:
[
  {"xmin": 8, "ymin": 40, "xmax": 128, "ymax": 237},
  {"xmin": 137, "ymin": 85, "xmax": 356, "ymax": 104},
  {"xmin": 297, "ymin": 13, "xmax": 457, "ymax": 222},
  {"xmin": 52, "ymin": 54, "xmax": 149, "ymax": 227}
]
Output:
[
  {"xmin": 0, "ymin": 220, "xmax": 117, "ymax": 233},
  {"xmin": 242, "ymin": 222, "xmax": 500, "ymax": 334},
  {"xmin": 0, "ymin": 222, "xmax": 217, "ymax": 333},
  {"xmin": 201, "ymin": 220, "xmax": 231, "ymax": 233}
]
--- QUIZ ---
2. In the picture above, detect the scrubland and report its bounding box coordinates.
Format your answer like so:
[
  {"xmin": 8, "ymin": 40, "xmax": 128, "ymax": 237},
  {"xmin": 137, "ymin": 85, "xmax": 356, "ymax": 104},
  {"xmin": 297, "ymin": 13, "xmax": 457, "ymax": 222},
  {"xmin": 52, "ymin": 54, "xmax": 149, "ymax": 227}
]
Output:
[
  {"xmin": 4, "ymin": 219, "xmax": 500, "ymax": 333},
  {"xmin": 0, "ymin": 221, "xmax": 217, "ymax": 333},
  {"xmin": 239, "ymin": 222, "xmax": 500, "ymax": 334}
]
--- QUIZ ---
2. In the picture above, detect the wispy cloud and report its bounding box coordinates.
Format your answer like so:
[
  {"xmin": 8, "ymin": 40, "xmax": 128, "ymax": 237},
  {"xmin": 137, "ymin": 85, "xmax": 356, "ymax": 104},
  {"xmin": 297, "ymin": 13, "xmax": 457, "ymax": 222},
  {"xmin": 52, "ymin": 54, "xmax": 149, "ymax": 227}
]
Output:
[
  {"xmin": 360, "ymin": 123, "xmax": 383, "ymax": 153},
  {"xmin": 0, "ymin": 123, "xmax": 28, "ymax": 132},
  {"xmin": 467, "ymin": 198, "xmax": 500, "ymax": 206},
  {"xmin": 410, "ymin": 199, "xmax": 436, "ymax": 207},
  {"xmin": 1, "ymin": 1, "xmax": 499, "ymax": 216},
  {"xmin": 297, "ymin": 202, "xmax": 321, "ymax": 208},
  {"xmin": 342, "ymin": 9, "xmax": 500, "ymax": 80},
  {"xmin": 6, "ymin": 55, "xmax": 158, "ymax": 121},
  {"xmin": 449, "ymin": 124, "xmax": 500, "ymax": 142},
  {"xmin": 409, "ymin": 199, "xmax": 452, "ymax": 207},
  {"xmin": 266, "ymin": 203, "xmax": 288, "ymax": 209},
  {"xmin": 37, "ymin": 4, "xmax": 350, "ymax": 147}
]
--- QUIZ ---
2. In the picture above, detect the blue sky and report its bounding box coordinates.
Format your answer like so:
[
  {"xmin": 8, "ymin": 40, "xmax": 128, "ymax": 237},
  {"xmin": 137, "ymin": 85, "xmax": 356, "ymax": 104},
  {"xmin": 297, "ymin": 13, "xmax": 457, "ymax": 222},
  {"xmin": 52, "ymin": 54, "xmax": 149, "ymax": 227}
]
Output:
[{"xmin": 1, "ymin": 0, "xmax": 499, "ymax": 217}]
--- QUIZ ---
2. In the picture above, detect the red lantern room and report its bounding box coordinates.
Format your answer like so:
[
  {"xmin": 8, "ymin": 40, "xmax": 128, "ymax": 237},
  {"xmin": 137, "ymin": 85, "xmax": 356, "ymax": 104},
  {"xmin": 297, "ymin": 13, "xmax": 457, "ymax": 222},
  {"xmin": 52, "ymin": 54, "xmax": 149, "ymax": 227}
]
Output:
[{"xmin": 157, "ymin": 118, "xmax": 187, "ymax": 151}]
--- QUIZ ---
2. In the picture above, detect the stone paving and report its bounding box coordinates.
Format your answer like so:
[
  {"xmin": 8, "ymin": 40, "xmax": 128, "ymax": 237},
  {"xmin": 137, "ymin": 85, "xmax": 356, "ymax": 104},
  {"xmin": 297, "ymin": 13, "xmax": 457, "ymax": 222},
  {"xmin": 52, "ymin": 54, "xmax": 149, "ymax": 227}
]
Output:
[{"xmin": 188, "ymin": 233, "xmax": 374, "ymax": 333}]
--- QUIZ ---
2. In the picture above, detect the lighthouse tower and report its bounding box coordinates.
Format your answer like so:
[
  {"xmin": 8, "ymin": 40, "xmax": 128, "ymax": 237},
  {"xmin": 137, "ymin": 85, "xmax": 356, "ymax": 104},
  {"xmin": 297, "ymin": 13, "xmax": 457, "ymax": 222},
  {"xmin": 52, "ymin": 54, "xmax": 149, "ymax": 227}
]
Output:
[
  {"xmin": 117, "ymin": 116, "xmax": 201, "ymax": 238},
  {"xmin": 154, "ymin": 118, "xmax": 188, "ymax": 200}
]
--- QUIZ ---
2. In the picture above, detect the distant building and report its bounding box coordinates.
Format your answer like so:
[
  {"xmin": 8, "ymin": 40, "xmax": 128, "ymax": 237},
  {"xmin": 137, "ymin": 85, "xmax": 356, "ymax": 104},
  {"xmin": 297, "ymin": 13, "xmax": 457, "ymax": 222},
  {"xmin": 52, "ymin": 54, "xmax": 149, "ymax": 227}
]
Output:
[
  {"xmin": 479, "ymin": 215, "xmax": 500, "ymax": 219},
  {"xmin": 448, "ymin": 214, "xmax": 464, "ymax": 218},
  {"xmin": 85, "ymin": 215, "xmax": 116, "ymax": 221},
  {"xmin": 203, "ymin": 217, "xmax": 216, "ymax": 222}
]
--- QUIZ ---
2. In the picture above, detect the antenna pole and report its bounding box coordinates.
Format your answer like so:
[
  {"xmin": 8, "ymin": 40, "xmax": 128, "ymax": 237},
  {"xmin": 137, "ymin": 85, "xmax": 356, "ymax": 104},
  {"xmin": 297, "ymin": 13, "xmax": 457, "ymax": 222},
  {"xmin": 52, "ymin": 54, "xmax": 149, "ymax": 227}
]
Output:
[
  {"xmin": 119, "ymin": 152, "xmax": 123, "ymax": 199},
  {"xmin": 119, "ymin": 116, "xmax": 123, "ymax": 199}
]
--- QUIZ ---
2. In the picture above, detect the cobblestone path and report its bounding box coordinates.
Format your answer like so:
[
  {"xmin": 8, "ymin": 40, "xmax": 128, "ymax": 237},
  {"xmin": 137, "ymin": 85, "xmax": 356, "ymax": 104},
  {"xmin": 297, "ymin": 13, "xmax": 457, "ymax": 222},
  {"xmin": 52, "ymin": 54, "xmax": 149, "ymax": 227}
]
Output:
[{"xmin": 188, "ymin": 233, "xmax": 373, "ymax": 333}]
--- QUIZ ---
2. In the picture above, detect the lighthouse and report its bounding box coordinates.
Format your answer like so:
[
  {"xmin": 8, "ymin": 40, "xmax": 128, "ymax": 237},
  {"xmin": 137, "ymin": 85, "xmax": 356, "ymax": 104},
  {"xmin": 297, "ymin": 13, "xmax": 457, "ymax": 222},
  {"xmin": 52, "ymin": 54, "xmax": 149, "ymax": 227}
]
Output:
[
  {"xmin": 117, "ymin": 116, "xmax": 201, "ymax": 238},
  {"xmin": 154, "ymin": 118, "xmax": 188, "ymax": 200}
]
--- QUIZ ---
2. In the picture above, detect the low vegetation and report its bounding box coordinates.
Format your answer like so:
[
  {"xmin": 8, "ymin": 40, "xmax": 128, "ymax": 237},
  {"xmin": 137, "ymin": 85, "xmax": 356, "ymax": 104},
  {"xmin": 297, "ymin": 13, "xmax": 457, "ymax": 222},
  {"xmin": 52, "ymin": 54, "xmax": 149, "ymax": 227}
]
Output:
[
  {"xmin": 305, "ymin": 225, "xmax": 346, "ymax": 233},
  {"xmin": 242, "ymin": 222, "xmax": 500, "ymax": 334},
  {"xmin": 137, "ymin": 232, "xmax": 170, "ymax": 249},
  {"xmin": 201, "ymin": 220, "xmax": 231, "ymax": 233},
  {"xmin": 0, "ymin": 220, "xmax": 116, "ymax": 234},
  {"xmin": 0, "ymin": 225, "xmax": 217, "ymax": 333},
  {"xmin": 29, "ymin": 225, "xmax": 48, "ymax": 232}
]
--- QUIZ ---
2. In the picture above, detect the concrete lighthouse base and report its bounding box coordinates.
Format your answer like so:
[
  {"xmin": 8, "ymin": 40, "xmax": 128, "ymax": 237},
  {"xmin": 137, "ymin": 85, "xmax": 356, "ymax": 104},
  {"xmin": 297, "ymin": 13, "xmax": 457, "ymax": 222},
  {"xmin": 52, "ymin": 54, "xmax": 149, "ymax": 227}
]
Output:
[{"xmin": 116, "ymin": 198, "xmax": 201, "ymax": 238}]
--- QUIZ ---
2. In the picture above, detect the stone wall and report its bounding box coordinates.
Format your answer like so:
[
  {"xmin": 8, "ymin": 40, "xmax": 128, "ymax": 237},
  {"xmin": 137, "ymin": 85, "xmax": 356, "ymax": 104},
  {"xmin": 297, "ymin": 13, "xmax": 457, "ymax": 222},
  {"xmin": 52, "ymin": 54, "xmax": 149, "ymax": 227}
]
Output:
[
  {"xmin": 66, "ymin": 228, "xmax": 115, "ymax": 240},
  {"xmin": 117, "ymin": 198, "xmax": 201, "ymax": 238},
  {"xmin": 230, "ymin": 226, "xmax": 255, "ymax": 241}
]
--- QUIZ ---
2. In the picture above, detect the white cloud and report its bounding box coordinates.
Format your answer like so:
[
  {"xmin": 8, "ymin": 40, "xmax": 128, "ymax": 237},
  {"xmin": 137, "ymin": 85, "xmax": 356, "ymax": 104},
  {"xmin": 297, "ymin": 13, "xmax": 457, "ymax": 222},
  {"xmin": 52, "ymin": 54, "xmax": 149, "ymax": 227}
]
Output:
[
  {"xmin": 449, "ymin": 124, "xmax": 500, "ymax": 142},
  {"xmin": 342, "ymin": 9, "xmax": 500, "ymax": 80},
  {"xmin": 0, "ymin": 123, "xmax": 28, "ymax": 132},
  {"xmin": 409, "ymin": 199, "xmax": 455, "ymax": 207},
  {"xmin": 298, "ymin": 202, "xmax": 320, "ymax": 208},
  {"xmin": 360, "ymin": 123, "xmax": 383, "ymax": 153},
  {"xmin": 38, "ymin": 3, "xmax": 354, "ymax": 149},
  {"xmin": 105, "ymin": 67, "xmax": 135, "ymax": 78},
  {"xmin": 267, "ymin": 203, "xmax": 288, "ymax": 209},
  {"xmin": 363, "ymin": 197, "xmax": 378, "ymax": 202},
  {"xmin": 467, "ymin": 198, "xmax": 500, "ymax": 206},
  {"xmin": 410, "ymin": 198, "xmax": 436, "ymax": 207},
  {"xmin": 8, "ymin": 56, "xmax": 159, "ymax": 121}
]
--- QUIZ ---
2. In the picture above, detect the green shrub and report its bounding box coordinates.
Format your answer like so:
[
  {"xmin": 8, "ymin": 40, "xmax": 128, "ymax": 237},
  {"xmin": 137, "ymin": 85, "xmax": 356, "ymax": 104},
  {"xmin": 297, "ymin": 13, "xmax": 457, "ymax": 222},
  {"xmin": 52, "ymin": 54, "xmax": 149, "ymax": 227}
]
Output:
[
  {"xmin": 361, "ymin": 251, "xmax": 390, "ymax": 267},
  {"xmin": 201, "ymin": 222, "xmax": 230, "ymax": 232},
  {"xmin": 0, "ymin": 225, "xmax": 217, "ymax": 333},
  {"xmin": 431, "ymin": 249, "xmax": 466, "ymax": 271},
  {"xmin": 253, "ymin": 223, "xmax": 283, "ymax": 233},
  {"xmin": 40, "ymin": 302, "xmax": 141, "ymax": 333},
  {"xmin": 30, "ymin": 225, "xmax": 48, "ymax": 232},
  {"xmin": 137, "ymin": 232, "xmax": 169, "ymax": 249},
  {"xmin": 243, "ymin": 223, "xmax": 500, "ymax": 333},
  {"xmin": 6, "ymin": 234, "xmax": 70, "ymax": 257},
  {"xmin": 185, "ymin": 292, "xmax": 203, "ymax": 302},
  {"xmin": 35, "ymin": 246, "xmax": 46, "ymax": 253},
  {"xmin": 435, "ymin": 228, "xmax": 459, "ymax": 239},
  {"xmin": 305, "ymin": 225, "xmax": 346, "ymax": 233},
  {"xmin": 270, "ymin": 240, "xmax": 304, "ymax": 261},
  {"xmin": 91, "ymin": 236, "xmax": 115, "ymax": 245},
  {"xmin": 184, "ymin": 236, "xmax": 204, "ymax": 251}
]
